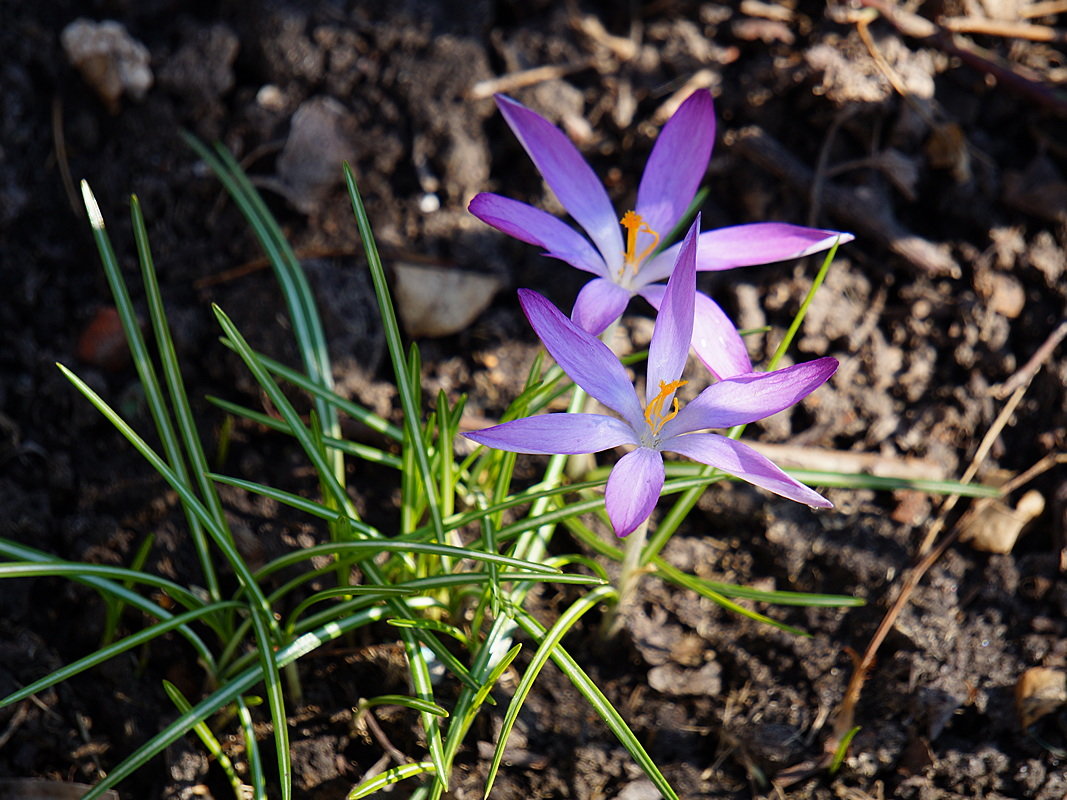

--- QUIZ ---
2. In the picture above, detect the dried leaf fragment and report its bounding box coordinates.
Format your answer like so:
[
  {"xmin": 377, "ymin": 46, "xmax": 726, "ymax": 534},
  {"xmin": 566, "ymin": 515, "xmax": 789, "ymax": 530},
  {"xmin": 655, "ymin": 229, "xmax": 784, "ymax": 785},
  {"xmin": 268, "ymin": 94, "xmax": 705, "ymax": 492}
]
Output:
[
  {"xmin": 1015, "ymin": 666, "xmax": 1066, "ymax": 728},
  {"xmin": 959, "ymin": 490, "xmax": 1044, "ymax": 553}
]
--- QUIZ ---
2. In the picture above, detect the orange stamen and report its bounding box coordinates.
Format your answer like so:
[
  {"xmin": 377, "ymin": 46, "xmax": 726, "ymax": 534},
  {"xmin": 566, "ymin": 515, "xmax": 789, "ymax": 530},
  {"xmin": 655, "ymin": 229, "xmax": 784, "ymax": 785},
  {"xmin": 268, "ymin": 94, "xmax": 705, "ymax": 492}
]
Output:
[
  {"xmin": 644, "ymin": 379, "xmax": 688, "ymax": 435},
  {"xmin": 619, "ymin": 211, "xmax": 660, "ymax": 275}
]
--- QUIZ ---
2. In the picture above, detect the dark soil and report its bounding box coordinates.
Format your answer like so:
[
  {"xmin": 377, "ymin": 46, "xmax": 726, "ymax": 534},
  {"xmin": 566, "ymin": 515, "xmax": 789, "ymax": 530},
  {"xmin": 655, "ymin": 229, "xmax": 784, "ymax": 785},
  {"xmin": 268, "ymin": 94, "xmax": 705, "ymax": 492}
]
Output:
[{"xmin": 2, "ymin": 1, "xmax": 1067, "ymax": 798}]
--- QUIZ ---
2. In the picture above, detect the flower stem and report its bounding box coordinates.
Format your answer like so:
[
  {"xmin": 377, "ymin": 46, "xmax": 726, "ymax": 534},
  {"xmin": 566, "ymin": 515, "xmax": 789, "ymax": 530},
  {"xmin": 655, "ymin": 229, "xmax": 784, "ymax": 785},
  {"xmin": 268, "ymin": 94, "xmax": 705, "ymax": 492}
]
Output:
[{"xmin": 602, "ymin": 518, "xmax": 649, "ymax": 638}]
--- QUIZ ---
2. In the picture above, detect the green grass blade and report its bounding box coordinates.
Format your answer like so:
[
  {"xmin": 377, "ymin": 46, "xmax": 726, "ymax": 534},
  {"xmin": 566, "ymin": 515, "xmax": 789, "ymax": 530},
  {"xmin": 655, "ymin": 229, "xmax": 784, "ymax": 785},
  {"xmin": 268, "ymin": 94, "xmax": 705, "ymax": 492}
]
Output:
[
  {"xmin": 207, "ymin": 397, "xmax": 401, "ymax": 468},
  {"xmin": 211, "ymin": 346, "xmax": 402, "ymax": 441},
  {"xmin": 483, "ymin": 585, "xmax": 614, "ymax": 798},
  {"xmin": 213, "ymin": 306, "xmax": 355, "ymax": 519},
  {"xmin": 80, "ymin": 182, "xmax": 222, "ymax": 600},
  {"xmin": 162, "ymin": 680, "xmax": 247, "ymax": 798},
  {"xmin": 344, "ymin": 164, "xmax": 445, "ymax": 544},
  {"xmin": 360, "ymin": 695, "xmax": 449, "ymax": 717},
  {"xmin": 76, "ymin": 598, "xmax": 436, "ymax": 800},
  {"xmin": 347, "ymin": 762, "xmax": 436, "ymax": 800},
  {"xmin": 237, "ymin": 697, "xmax": 266, "ymax": 800},
  {"xmin": 0, "ymin": 602, "xmax": 241, "ymax": 708},
  {"xmin": 0, "ymin": 540, "xmax": 217, "ymax": 666},
  {"xmin": 182, "ymin": 134, "xmax": 344, "ymax": 487},
  {"xmin": 513, "ymin": 608, "xmax": 679, "ymax": 800},
  {"xmin": 398, "ymin": 629, "xmax": 447, "ymax": 790}
]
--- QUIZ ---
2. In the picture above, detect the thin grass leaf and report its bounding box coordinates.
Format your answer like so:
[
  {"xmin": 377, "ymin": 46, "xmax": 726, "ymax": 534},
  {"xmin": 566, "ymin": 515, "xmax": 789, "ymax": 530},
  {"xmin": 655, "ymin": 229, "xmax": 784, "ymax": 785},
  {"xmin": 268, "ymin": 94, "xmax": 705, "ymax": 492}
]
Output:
[
  {"xmin": 830, "ymin": 725, "xmax": 861, "ymax": 775},
  {"xmin": 359, "ymin": 695, "xmax": 449, "ymax": 717},
  {"xmin": 388, "ymin": 618, "xmax": 468, "ymax": 646},
  {"xmin": 236, "ymin": 697, "xmax": 266, "ymax": 800},
  {"xmin": 101, "ymin": 531, "xmax": 154, "ymax": 645},
  {"xmin": 212, "ymin": 346, "xmax": 402, "ymax": 441},
  {"xmin": 347, "ymin": 761, "xmax": 436, "ymax": 800},
  {"xmin": 285, "ymin": 586, "xmax": 416, "ymax": 633},
  {"xmin": 0, "ymin": 563, "xmax": 207, "ymax": 612},
  {"xmin": 212, "ymin": 307, "xmax": 355, "ymax": 519},
  {"xmin": 483, "ymin": 584, "xmax": 614, "ymax": 798},
  {"xmin": 0, "ymin": 539, "xmax": 217, "ymax": 668},
  {"xmin": 661, "ymin": 462, "xmax": 1000, "ymax": 498},
  {"xmin": 0, "ymin": 602, "xmax": 242, "ymax": 708},
  {"xmin": 207, "ymin": 396, "xmax": 402, "ymax": 468},
  {"xmin": 182, "ymin": 135, "xmax": 344, "ymax": 487},
  {"xmin": 344, "ymin": 164, "xmax": 445, "ymax": 545},
  {"xmin": 163, "ymin": 680, "xmax": 247, "ymax": 799},
  {"xmin": 399, "ymin": 629, "xmax": 448, "ymax": 791},
  {"xmin": 80, "ymin": 182, "xmax": 222, "ymax": 600},
  {"xmin": 73, "ymin": 596, "xmax": 438, "ymax": 800},
  {"xmin": 513, "ymin": 608, "xmax": 679, "ymax": 800}
]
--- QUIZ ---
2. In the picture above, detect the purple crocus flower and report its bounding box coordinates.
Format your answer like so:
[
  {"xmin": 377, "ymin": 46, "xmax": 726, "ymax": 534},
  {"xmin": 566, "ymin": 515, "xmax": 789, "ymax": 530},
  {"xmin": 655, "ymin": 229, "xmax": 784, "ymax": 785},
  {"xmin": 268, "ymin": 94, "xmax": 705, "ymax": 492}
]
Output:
[
  {"xmin": 464, "ymin": 220, "xmax": 837, "ymax": 537},
  {"xmin": 469, "ymin": 90, "xmax": 852, "ymax": 380}
]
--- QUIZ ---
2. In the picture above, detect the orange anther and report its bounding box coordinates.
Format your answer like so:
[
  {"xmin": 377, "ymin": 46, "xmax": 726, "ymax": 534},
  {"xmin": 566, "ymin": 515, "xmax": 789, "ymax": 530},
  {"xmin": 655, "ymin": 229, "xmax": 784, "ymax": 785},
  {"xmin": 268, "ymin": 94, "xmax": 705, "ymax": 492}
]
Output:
[
  {"xmin": 619, "ymin": 211, "xmax": 660, "ymax": 275},
  {"xmin": 644, "ymin": 379, "xmax": 688, "ymax": 434}
]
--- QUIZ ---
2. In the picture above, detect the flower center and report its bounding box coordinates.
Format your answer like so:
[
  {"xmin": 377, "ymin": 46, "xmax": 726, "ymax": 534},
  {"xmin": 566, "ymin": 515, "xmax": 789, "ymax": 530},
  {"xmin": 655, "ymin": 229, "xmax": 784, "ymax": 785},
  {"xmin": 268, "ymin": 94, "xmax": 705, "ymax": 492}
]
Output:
[
  {"xmin": 619, "ymin": 210, "xmax": 659, "ymax": 277},
  {"xmin": 644, "ymin": 379, "xmax": 688, "ymax": 435}
]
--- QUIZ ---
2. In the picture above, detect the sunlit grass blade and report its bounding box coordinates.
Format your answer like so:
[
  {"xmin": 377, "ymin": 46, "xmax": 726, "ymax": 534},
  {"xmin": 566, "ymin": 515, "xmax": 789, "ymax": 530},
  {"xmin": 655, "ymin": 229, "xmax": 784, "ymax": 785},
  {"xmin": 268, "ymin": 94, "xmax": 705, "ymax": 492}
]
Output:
[
  {"xmin": 236, "ymin": 697, "xmax": 266, "ymax": 800},
  {"xmin": 513, "ymin": 607, "xmax": 679, "ymax": 800},
  {"xmin": 182, "ymin": 134, "xmax": 343, "ymax": 486},
  {"xmin": 359, "ymin": 695, "xmax": 449, "ymax": 717},
  {"xmin": 661, "ymin": 462, "xmax": 1000, "ymax": 498},
  {"xmin": 163, "ymin": 680, "xmax": 247, "ymax": 799},
  {"xmin": 207, "ymin": 396, "xmax": 401, "ymax": 468},
  {"xmin": 0, "ymin": 602, "xmax": 241, "ymax": 708},
  {"xmin": 399, "ymin": 629, "xmax": 448, "ymax": 790},
  {"xmin": 347, "ymin": 761, "xmax": 436, "ymax": 800},
  {"xmin": 211, "ymin": 345, "xmax": 402, "ymax": 441},
  {"xmin": 80, "ymin": 182, "xmax": 222, "ymax": 601},
  {"xmin": 483, "ymin": 585, "xmax": 614, "ymax": 798},
  {"xmin": 0, "ymin": 540, "xmax": 217, "ymax": 667},
  {"xmin": 344, "ymin": 163, "xmax": 445, "ymax": 546},
  {"xmin": 75, "ymin": 597, "xmax": 436, "ymax": 800},
  {"xmin": 388, "ymin": 618, "xmax": 469, "ymax": 646},
  {"xmin": 214, "ymin": 309, "xmax": 355, "ymax": 519},
  {"xmin": 0, "ymin": 562, "xmax": 207, "ymax": 612}
]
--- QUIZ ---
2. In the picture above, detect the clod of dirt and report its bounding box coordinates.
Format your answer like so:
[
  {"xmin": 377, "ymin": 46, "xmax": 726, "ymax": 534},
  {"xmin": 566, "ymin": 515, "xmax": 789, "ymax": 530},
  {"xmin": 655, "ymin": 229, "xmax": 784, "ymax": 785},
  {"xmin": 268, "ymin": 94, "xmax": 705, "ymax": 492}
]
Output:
[
  {"xmin": 960, "ymin": 490, "xmax": 1045, "ymax": 554},
  {"xmin": 60, "ymin": 18, "xmax": 152, "ymax": 114},
  {"xmin": 1015, "ymin": 666, "xmax": 1067, "ymax": 728},
  {"xmin": 392, "ymin": 262, "xmax": 501, "ymax": 338}
]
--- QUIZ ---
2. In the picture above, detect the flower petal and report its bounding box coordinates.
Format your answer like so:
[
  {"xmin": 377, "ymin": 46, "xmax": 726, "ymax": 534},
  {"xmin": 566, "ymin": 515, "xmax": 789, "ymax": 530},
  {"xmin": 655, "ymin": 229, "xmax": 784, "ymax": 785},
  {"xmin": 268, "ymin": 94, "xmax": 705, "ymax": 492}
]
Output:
[
  {"xmin": 469, "ymin": 193, "xmax": 607, "ymax": 276},
  {"xmin": 636, "ymin": 89, "xmax": 716, "ymax": 236},
  {"xmin": 496, "ymin": 95, "xmax": 624, "ymax": 273},
  {"xmin": 640, "ymin": 286, "xmax": 752, "ymax": 380},
  {"xmin": 605, "ymin": 447, "xmax": 665, "ymax": 537},
  {"xmin": 646, "ymin": 217, "xmax": 699, "ymax": 402},
  {"xmin": 665, "ymin": 433, "xmax": 831, "ymax": 508},
  {"xmin": 463, "ymin": 413, "xmax": 637, "ymax": 455},
  {"xmin": 571, "ymin": 278, "xmax": 632, "ymax": 335},
  {"xmin": 663, "ymin": 357, "xmax": 838, "ymax": 436},
  {"xmin": 638, "ymin": 224, "xmax": 854, "ymax": 283},
  {"xmin": 518, "ymin": 289, "xmax": 645, "ymax": 427},
  {"xmin": 694, "ymin": 223, "xmax": 854, "ymax": 272}
]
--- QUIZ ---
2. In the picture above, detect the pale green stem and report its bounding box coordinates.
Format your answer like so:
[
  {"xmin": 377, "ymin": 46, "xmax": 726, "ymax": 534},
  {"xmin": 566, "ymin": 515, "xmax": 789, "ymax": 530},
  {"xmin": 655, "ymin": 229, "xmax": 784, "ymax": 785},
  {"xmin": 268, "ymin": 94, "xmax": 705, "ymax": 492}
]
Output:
[{"xmin": 602, "ymin": 518, "xmax": 649, "ymax": 638}]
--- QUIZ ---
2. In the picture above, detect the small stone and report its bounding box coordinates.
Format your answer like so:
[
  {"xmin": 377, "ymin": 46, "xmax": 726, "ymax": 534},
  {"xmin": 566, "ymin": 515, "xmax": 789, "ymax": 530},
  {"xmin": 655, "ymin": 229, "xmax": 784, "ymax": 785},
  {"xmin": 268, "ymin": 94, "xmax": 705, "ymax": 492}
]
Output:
[
  {"xmin": 61, "ymin": 18, "xmax": 153, "ymax": 113},
  {"xmin": 392, "ymin": 263, "xmax": 501, "ymax": 338}
]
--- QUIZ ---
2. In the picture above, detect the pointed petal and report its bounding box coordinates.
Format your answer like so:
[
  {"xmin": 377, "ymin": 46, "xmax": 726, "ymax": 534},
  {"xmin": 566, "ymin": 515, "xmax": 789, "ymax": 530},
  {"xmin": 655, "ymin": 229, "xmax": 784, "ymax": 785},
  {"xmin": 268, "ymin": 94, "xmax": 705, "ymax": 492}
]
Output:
[
  {"xmin": 605, "ymin": 447, "xmax": 665, "ymax": 537},
  {"xmin": 518, "ymin": 289, "xmax": 645, "ymax": 427},
  {"xmin": 638, "ymin": 224, "xmax": 854, "ymax": 283},
  {"xmin": 469, "ymin": 193, "xmax": 607, "ymax": 276},
  {"xmin": 496, "ymin": 95, "xmax": 624, "ymax": 272},
  {"xmin": 646, "ymin": 218, "xmax": 698, "ymax": 401},
  {"xmin": 640, "ymin": 286, "xmax": 752, "ymax": 380},
  {"xmin": 571, "ymin": 278, "xmax": 631, "ymax": 335},
  {"xmin": 636, "ymin": 89, "xmax": 715, "ymax": 236},
  {"xmin": 693, "ymin": 223, "xmax": 854, "ymax": 272},
  {"xmin": 665, "ymin": 433, "xmax": 832, "ymax": 508},
  {"xmin": 463, "ymin": 413, "xmax": 637, "ymax": 455},
  {"xmin": 663, "ymin": 357, "xmax": 838, "ymax": 436}
]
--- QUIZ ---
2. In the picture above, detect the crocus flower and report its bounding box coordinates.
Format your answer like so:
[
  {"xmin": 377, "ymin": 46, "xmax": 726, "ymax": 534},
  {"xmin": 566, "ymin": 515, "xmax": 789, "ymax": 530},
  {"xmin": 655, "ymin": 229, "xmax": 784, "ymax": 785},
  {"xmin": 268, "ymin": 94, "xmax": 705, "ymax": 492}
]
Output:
[
  {"xmin": 464, "ymin": 220, "xmax": 837, "ymax": 537},
  {"xmin": 469, "ymin": 90, "xmax": 852, "ymax": 380}
]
